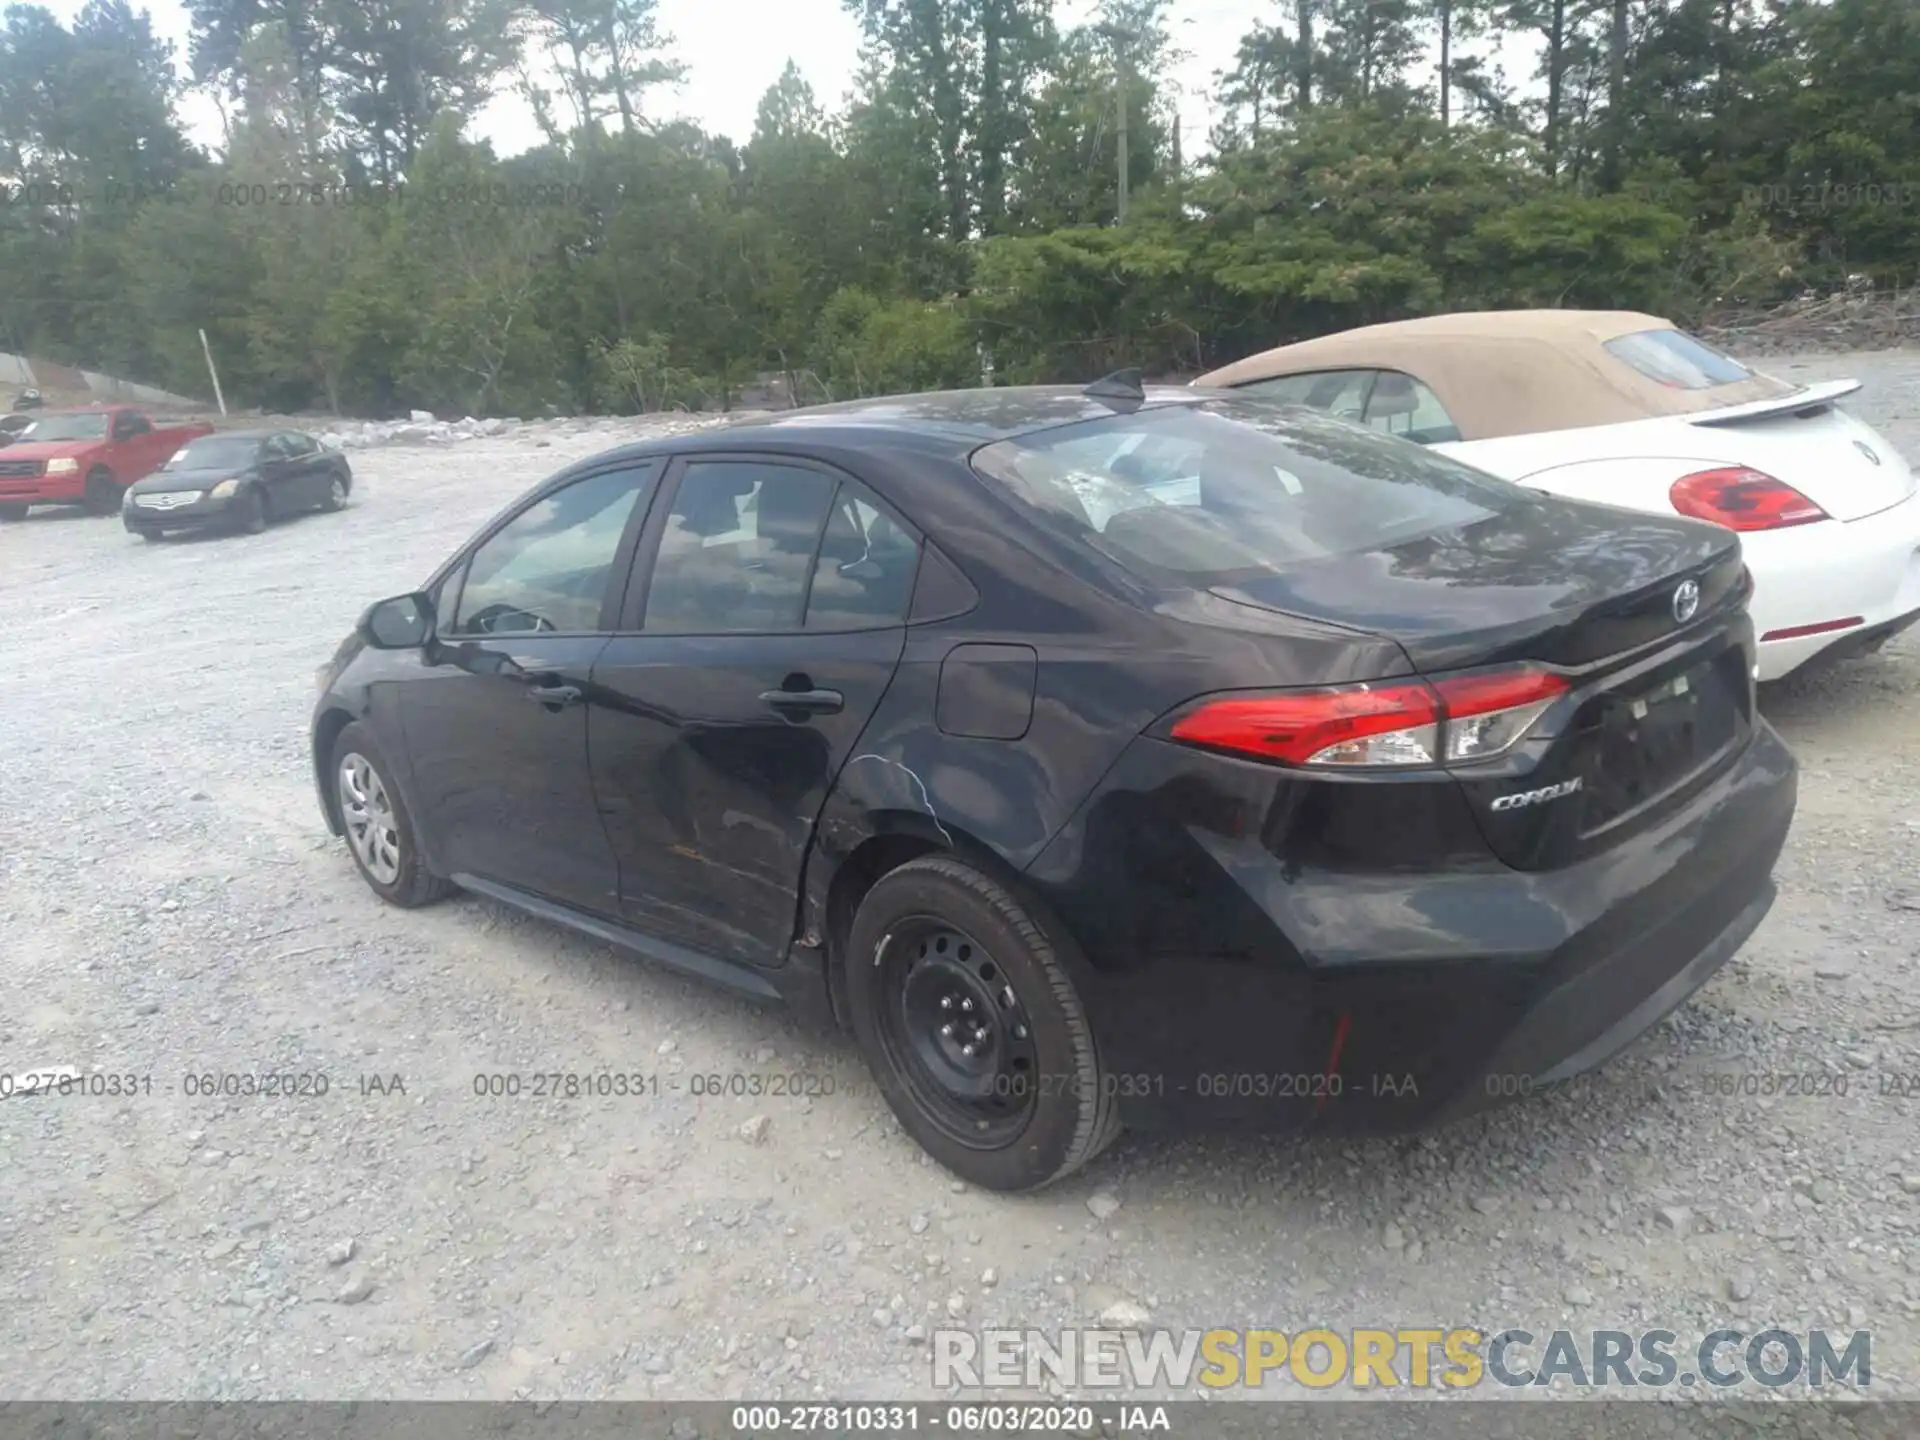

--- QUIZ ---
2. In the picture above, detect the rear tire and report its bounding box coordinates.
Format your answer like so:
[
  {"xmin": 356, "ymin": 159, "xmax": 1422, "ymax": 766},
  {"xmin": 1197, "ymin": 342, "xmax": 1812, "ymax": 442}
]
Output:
[
  {"xmin": 329, "ymin": 722, "xmax": 454, "ymax": 908},
  {"xmin": 0, "ymin": 502, "xmax": 26, "ymax": 522},
  {"xmin": 82, "ymin": 467, "xmax": 118, "ymax": 516},
  {"xmin": 321, "ymin": 472, "xmax": 349, "ymax": 512},
  {"xmin": 845, "ymin": 856, "xmax": 1120, "ymax": 1192}
]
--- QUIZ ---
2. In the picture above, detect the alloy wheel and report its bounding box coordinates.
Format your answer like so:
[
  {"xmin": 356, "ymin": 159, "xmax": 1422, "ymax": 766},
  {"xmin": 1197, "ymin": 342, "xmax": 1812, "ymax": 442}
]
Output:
[{"xmin": 338, "ymin": 752, "xmax": 402, "ymax": 884}]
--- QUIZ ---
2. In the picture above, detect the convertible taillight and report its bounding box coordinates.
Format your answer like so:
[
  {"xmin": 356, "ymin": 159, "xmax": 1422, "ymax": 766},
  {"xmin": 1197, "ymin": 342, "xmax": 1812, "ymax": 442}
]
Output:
[
  {"xmin": 1166, "ymin": 667, "xmax": 1570, "ymax": 770},
  {"xmin": 1669, "ymin": 467, "xmax": 1827, "ymax": 531}
]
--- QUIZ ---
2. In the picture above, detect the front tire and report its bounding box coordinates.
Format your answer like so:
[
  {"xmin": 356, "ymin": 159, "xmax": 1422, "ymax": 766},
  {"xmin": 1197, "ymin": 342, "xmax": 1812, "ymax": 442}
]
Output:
[
  {"xmin": 236, "ymin": 485, "xmax": 267, "ymax": 534},
  {"xmin": 321, "ymin": 473, "xmax": 349, "ymax": 512},
  {"xmin": 82, "ymin": 468, "xmax": 119, "ymax": 516},
  {"xmin": 845, "ymin": 856, "xmax": 1120, "ymax": 1192},
  {"xmin": 330, "ymin": 722, "xmax": 453, "ymax": 908},
  {"xmin": 0, "ymin": 502, "xmax": 26, "ymax": 522}
]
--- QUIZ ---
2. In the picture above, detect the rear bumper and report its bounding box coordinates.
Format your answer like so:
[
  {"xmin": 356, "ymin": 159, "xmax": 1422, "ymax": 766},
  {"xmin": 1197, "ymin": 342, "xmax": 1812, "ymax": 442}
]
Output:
[
  {"xmin": 1025, "ymin": 720, "xmax": 1797, "ymax": 1133},
  {"xmin": 1748, "ymin": 489, "xmax": 1920, "ymax": 678}
]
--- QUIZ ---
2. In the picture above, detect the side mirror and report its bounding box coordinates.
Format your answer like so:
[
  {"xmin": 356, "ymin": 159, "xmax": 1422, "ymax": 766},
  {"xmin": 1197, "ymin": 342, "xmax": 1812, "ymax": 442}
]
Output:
[{"xmin": 359, "ymin": 592, "xmax": 435, "ymax": 649}]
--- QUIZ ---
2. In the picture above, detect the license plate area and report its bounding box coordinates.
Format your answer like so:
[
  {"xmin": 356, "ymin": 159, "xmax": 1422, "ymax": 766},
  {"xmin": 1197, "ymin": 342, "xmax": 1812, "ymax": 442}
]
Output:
[{"xmin": 1579, "ymin": 649, "xmax": 1747, "ymax": 835}]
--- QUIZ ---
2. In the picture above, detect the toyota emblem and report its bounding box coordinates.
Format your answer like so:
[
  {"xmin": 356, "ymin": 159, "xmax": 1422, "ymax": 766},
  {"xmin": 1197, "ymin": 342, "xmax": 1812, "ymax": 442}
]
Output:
[
  {"xmin": 1672, "ymin": 580, "xmax": 1701, "ymax": 624},
  {"xmin": 1855, "ymin": 439, "xmax": 1882, "ymax": 466}
]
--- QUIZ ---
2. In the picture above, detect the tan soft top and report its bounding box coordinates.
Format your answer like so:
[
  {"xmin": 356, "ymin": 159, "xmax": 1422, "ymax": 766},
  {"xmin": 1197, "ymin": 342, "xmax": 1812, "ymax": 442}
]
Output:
[{"xmin": 1194, "ymin": 310, "xmax": 1799, "ymax": 441}]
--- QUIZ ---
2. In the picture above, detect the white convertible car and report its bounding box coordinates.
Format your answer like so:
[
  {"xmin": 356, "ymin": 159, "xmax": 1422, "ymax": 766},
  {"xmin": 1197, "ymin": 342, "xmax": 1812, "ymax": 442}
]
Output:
[{"xmin": 1194, "ymin": 310, "xmax": 1920, "ymax": 681}]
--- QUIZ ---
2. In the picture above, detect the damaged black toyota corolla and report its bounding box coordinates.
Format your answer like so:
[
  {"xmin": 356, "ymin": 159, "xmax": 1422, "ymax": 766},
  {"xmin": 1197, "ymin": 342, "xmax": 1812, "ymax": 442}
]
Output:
[{"xmin": 310, "ymin": 377, "xmax": 1797, "ymax": 1191}]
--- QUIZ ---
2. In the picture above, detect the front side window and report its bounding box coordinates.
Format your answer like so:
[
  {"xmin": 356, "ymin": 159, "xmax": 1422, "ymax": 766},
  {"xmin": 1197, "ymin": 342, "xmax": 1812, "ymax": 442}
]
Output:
[
  {"xmin": 642, "ymin": 461, "xmax": 838, "ymax": 633},
  {"xmin": 972, "ymin": 400, "xmax": 1523, "ymax": 583},
  {"xmin": 449, "ymin": 466, "xmax": 652, "ymax": 636},
  {"xmin": 1603, "ymin": 329, "xmax": 1754, "ymax": 390},
  {"xmin": 1232, "ymin": 369, "xmax": 1376, "ymax": 420}
]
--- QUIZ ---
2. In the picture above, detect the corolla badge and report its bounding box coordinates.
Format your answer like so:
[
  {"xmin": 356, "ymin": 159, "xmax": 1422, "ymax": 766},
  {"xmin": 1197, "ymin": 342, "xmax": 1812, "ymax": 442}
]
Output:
[
  {"xmin": 1855, "ymin": 439, "xmax": 1882, "ymax": 466},
  {"xmin": 1490, "ymin": 776, "xmax": 1584, "ymax": 812},
  {"xmin": 1672, "ymin": 580, "xmax": 1701, "ymax": 624}
]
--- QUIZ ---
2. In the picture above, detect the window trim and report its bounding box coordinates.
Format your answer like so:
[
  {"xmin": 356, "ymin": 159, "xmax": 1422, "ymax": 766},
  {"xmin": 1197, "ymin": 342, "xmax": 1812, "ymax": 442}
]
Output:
[
  {"xmin": 439, "ymin": 458, "xmax": 660, "ymax": 640},
  {"xmin": 620, "ymin": 451, "xmax": 923, "ymax": 636}
]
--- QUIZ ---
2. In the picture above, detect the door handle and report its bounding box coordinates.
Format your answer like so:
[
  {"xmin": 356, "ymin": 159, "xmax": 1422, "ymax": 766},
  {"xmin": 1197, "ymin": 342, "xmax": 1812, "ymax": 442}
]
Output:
[
  {"xmin": 759, "ymin": 686, "xmax": 844, "ymax": 716},
  {"xmin": 526, "ymin": 683, "xmax": 583, "ymax": 708}
]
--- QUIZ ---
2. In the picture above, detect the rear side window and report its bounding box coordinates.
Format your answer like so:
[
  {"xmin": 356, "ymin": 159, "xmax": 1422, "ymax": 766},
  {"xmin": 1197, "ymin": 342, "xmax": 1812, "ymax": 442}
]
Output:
[
  {"xmin": 1363, "ymin": 373, "xmax": 1462, "ymax": 445},
  {"xmin": 1233, "ymin": 370, "xmax": 1375, "ymax": 419},
  {"xmin": 642, "ymin": 461, "xmax": 837, "ymax": 633},
  {"xmin": 970, "ymin": 401, "xmax": 1522, "ymax": 583},
  {"xmin": 806, "ymin": 481, "xmax": 920, "ymax": 630},
  {"xmin": 1604, "ymin": 330, "xmax": 1753, "ymax": 390}
]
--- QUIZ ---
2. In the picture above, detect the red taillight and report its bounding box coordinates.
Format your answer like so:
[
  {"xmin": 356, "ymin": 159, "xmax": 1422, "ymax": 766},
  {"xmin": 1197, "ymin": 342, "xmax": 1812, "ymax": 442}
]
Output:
[
  {"xmin": 1430, "ymin": 669, "xmax": 1568, "ymax": 719},
  {"xmin": 1167, "ymin": 681, "xmax": 1440, "ymax": 767},
  {"xmin": 1669, "ymin": 467, "xmax": 1827, "ymax": 531},
  {"xmin": 1167, "ymin": 667, "xmax": 1570, "ymax": 770}
]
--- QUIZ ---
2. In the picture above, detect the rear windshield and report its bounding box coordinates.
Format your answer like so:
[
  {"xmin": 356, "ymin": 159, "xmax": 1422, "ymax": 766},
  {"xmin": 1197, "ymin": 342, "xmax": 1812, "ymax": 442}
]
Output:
[
  {"xmin": 164, "ymin": 436, "xmax": 262, "ymax": 469},
  {"xmin": 970, "ymin": 400, "xmax": 1524, "ymax": 583},
  {"xmin": 1603, "ymin": 329, "xmax": 1753, "ymax": 390}
]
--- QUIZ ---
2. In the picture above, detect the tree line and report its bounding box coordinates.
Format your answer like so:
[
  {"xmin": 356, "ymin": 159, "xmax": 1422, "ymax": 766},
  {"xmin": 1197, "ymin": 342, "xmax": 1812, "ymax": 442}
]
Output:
[{"xmin": 0, "ymin": 0, "xmax": 1914, "ymax": 418}]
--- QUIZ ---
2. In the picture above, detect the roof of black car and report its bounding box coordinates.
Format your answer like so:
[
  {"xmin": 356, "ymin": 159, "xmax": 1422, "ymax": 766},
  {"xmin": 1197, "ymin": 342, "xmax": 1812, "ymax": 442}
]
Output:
[
  {"xmin": 187, "ymin": 428, "xmax": 277, "ymax": 442},
  {"xmin": 710, "ymin": 384, "xmax": 1208, "ymax": 447}
]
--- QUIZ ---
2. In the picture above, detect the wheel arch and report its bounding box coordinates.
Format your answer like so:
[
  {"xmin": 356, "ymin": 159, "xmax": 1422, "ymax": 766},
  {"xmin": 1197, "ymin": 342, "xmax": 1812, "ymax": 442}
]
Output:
[
  {"xmin": 312, "ymin": 705, "xmax": 357, "ymax": 834},
  {"xmin": 814, "ymin": 810, "xmax": 1035, "ymax": 1030}
]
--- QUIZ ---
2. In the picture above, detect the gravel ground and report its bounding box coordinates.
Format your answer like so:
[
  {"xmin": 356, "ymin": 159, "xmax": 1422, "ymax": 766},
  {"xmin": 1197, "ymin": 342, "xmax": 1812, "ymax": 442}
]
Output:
[{"xmin": 1, "ymin": 361, "xmax": 1918, "ymax": 1417}]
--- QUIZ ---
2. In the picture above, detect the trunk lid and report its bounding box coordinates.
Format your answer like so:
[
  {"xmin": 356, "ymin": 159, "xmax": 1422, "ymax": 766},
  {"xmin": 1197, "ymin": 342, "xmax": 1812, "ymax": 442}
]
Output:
[
  {"xmin": 1212, "ymin": 493, "xmax": 1755, "ymax": 870},
  {"xmin": 1209, "ymin": 494, "xmax": 1743, "ymax": 672},
  {"xmin": 1678, "ymin": 381, "xmax": 1915, "ymax": 522}
]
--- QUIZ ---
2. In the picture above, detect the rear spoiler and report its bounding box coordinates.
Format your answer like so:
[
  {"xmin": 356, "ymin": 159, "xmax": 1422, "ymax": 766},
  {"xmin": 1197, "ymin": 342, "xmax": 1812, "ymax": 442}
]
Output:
[{"xmin": 1685, "ymin": 378, "xmax": 1861, "ymax": 428}]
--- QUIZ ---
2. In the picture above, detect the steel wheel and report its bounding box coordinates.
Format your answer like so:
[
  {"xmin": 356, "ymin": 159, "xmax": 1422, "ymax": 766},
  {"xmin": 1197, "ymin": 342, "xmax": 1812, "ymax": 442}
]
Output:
[
  {"xmin": 875, "ymin": 919, "xmax": 1040, "ymax": 1149},
  {"xmin": 337, "ymin": 752, "xmax": 402, "ymax": 885}
]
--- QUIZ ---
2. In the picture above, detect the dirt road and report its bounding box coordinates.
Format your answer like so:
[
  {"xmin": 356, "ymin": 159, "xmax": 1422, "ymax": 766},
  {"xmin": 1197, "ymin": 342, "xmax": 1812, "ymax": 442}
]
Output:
[{"xmin": 1, "ymin": 372, "xmax": 1917, "ymax": 1408}]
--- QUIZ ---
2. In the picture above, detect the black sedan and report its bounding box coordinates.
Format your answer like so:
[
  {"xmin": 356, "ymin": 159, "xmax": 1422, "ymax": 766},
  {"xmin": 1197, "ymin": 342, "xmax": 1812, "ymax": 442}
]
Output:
[
  {"xmin": 124, "ymin": 428, "xmax": 351, "ymax": 540},
  {"xmin": 310, "ymin": 377, "xmax": 1796, "ymax": 1191}
]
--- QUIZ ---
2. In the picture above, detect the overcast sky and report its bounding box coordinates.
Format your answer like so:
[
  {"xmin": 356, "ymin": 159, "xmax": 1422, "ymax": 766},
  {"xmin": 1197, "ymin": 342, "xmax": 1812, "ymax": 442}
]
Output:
[{"xmin": 51, "ymin": 0, "xmax": 1366, "ymax": 159}]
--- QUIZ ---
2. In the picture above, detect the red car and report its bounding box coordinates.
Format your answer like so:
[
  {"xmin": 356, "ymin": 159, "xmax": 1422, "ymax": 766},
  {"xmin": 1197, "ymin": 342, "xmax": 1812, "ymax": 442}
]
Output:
[{"xmin": 0, "ymin": 407, "xmax": 217, "ymax": 519}]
